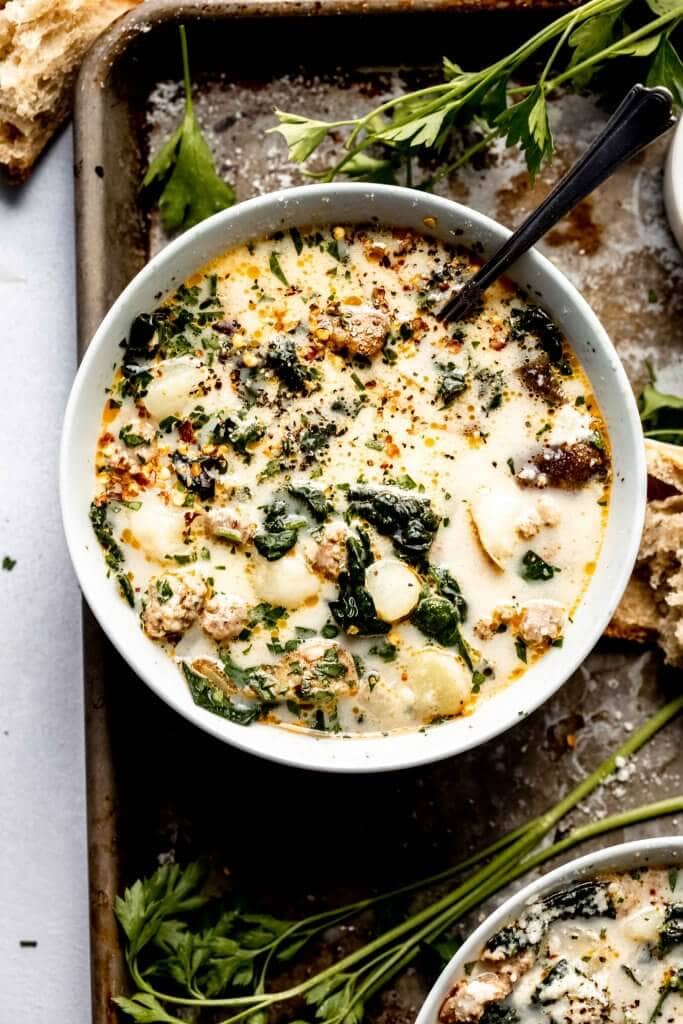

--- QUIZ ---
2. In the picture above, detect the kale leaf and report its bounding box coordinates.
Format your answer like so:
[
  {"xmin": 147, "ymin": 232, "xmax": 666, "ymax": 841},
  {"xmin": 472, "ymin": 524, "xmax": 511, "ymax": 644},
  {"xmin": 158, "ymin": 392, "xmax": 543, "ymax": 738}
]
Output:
[
  {"xmin": 182, "ymin": 662, "xmax": 265, "ymax": 725},
  {"xmin": 510, "ymin": 306, "xmax": 564, "ymax": 365},
  {"xmin": 428, "ymin": 565, "xmax": 468, "ymax": 621},
  {"xmin": 254, "ymin": 499, "xmax": 307, "ymax": 561},
  {"xmin": 520, "ymin": 550, "xmax": 560, "ymax": 582},
  {"xmin": 481, "ymin": 1003, "xmax": 520, "ymax": 1024},
  {"xmin": 485, "ymin": 882, "xmax": 614, "ymax": 960},
  {"xmin": 267, "ymin": 336, "xmax": 315, "ymax": 394},
  {"xmin": 347, "ymin": 487, "xmax": 440, "ymax": 565},
  {"xmin": 411, "ymin": 564, "xmax": 472, "ymax": 664},
  {"xmin": 171, "ymin": 452, "xmax": 227, "ymax": 500},
  {"xmin": 437, "ymin": 363, "xmax": 468, "ymax": 407},
  {"xmin": 125, "ymin": 312, "xmax": 159, "ymax": 363},
  {"xmin": 211, "ymin": 415, "xmax": 266, "ymax": 460},
  {"xmin": 412, "ymin": 593, "xmax": 460, "ymax": 646},
  {"xmin": 659, "ymin": 903, "xmax": 683, "ymax": 951},
  {"xmin": 329, "ymin": 531, "xmax": 390, "ymax": 637},
  {"xmin": 288, "ymin": 485, "xmax": 334, "ymax": 521}
]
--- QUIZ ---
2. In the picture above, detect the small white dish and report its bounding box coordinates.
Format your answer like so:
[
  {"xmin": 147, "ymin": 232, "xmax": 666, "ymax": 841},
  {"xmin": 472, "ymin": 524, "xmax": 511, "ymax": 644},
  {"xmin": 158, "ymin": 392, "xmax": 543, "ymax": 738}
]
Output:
[
  {"xmin": 60, "ymin": 184, "xmax": 646, "ymax": 773},
  {"xmin": 665, "ymin": 119, "xmax": 683, "ymax": 251},
  {"xmin": 416, "ymin": 835, "xmax": 683, "ymax": 1024}
]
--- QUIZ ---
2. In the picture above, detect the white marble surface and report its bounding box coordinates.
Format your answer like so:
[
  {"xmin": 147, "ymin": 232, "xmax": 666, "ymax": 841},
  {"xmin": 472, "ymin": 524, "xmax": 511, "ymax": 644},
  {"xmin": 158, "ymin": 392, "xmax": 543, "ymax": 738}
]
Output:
[{"xmin": 0, "ymin": 128, "xmax": 91, "ymax": 1020}]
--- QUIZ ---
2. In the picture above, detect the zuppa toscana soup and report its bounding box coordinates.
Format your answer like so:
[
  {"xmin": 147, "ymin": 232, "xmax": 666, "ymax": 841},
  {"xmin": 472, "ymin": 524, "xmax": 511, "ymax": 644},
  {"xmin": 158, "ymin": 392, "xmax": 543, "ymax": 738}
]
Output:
[
  {"xmin": 90, "ymin": 224, "xmax": 611, "ymax": 735},
  {"xmin": 438, "ymin": 867, "xmax": 683, "ymax": 1024}
]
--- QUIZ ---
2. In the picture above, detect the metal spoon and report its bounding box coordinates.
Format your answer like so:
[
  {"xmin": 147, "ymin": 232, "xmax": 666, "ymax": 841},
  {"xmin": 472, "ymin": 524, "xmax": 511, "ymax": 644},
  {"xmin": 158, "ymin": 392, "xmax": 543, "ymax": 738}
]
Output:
[{"xmin": 437, "ymin": 84, "xmax": 676, "ymax": 324}]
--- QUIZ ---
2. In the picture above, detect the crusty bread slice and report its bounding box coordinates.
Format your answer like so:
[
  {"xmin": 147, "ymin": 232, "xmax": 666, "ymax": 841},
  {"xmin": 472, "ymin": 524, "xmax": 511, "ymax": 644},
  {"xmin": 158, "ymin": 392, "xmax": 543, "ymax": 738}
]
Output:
[
  {"xmin": 607, "ymin": 438, "xmax": 683, "ymax": 665},
  {"xmin": 0, "ymin": 0, "xmax": 141, "ymax": 181}
]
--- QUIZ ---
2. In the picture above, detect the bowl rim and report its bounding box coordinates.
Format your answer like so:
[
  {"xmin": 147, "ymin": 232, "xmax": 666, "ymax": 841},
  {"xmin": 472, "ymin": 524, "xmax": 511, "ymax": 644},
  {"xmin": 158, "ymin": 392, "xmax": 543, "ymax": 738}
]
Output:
[
  {"xmin": 59, "ymin": 182, "xmax": 647, "ymax": 773},
  {"xmin": 415, "ymin": 834, "xmax": 683, "ymax": 1024}
]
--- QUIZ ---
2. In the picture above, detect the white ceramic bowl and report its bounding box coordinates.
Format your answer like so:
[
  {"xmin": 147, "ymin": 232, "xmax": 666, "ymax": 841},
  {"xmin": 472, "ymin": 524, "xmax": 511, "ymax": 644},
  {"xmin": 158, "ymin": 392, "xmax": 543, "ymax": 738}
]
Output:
[
  {"xmin": 416, "ymin": 835, "xmax": 683, "ymax": 1024},
  {"xmin": 60, "ymin": 184, "xmax": 646, "ymax": 773},
  {"xmin": 665, "ymin": 119, "xmax": 683, "ymax": 252}
]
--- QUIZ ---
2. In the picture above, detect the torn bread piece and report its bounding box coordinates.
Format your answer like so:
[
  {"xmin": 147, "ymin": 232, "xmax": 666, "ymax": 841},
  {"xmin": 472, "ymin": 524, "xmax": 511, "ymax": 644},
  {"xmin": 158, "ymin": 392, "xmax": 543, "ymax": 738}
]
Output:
[
  {"xmin": 0, "ymin": 0, "xmax": 141, "ymax": 181},
  {"xmin": 607, "ymin": 438, "xmax": 683, "ymax": 664}
]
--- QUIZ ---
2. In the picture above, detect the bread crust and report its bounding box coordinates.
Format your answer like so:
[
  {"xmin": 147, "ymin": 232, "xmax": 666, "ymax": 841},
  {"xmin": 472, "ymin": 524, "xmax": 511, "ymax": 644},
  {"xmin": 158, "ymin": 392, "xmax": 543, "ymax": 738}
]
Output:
[
  {"xmin": 0, "ymin": 0, "xmax": 141, "ymax": 181},
  {"xmin": 608, "ymin": 438, "xmax": 683, "ymax": 665}
]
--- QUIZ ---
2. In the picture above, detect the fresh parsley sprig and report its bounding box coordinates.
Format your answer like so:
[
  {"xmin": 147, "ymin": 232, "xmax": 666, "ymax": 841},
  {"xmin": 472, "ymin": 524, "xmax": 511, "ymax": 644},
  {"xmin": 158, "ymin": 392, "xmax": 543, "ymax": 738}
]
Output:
[
  {"xmin": 270, "ymin": 0, "xmax": 683, "ymax": 182},
  {"xmin": 141, "ymin": 26, "xmax": 235, "ymax": 233},
  {"xmin": 113, "ymin": 698, "xmax": 683, "ymax": 1024},
  {"xmin": 639, "ymin": 362, "xmax": 683, "ymax": 444}
]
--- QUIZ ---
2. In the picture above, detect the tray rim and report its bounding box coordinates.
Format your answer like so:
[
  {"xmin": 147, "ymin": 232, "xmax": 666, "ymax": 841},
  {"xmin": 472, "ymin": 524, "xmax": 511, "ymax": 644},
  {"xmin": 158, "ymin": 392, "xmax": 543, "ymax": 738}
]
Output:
[{"xmin": 71, "ymin": 2, "xmax": 587, "ymax": 1020}]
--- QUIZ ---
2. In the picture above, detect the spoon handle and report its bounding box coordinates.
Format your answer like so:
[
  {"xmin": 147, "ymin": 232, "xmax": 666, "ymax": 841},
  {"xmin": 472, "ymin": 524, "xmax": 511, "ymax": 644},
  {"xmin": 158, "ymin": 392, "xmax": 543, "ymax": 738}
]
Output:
[{"xmin": 438, "ymin": 84, "xmax": 676, "ymax": 324}]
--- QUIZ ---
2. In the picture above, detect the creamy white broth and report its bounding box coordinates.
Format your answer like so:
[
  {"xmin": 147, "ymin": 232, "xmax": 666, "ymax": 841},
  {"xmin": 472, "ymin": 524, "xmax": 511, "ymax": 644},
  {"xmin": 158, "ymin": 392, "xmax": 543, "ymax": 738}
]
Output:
[
  {"xmin": 439, "ymin": 868, "xmax": 683, "ymax": 1024},
  {"xmin": 91, "ymin": 224, "xmax": 610, "ymax": 736}
]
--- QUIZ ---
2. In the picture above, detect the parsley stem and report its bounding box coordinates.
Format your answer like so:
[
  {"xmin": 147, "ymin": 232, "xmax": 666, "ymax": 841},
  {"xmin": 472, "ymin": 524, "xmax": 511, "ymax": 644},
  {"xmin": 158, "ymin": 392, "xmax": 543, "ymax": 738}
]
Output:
[
  {"xmin": 538, "ymin": 10, "xmax": 582, "ymax": 86},
  {"xmin": 178, "ymin": 25, "xmax": 193, "ymax": 114},
  {"xmin": 121, "ymin": 696, "xmax": 682, "ymax": 1016},
  {"xmin": 425, "ymin": 128, "xmax": 500, "ymax": 186},
  {"xmin": 545, "ymin": 5, "xmax": 683, "ymax": 91},
  {"xmin": 330, "ymin": 794, "xmax": 683, "ymax": 1017}
]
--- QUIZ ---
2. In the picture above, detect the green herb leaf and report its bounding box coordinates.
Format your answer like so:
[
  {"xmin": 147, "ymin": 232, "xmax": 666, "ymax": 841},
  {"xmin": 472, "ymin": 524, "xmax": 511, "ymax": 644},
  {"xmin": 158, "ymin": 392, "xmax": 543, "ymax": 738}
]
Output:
[
  {"xmin": 156, "ymin": 578, "xmax": 174, "ymax": 604},
  {"xmin": 270, "ymin": 111, "xmax": 334, "ymax": 161},
  {"xmin": 269, "ymin": 251, "xmax": 289, "ymax": 287},
  {"xmin": 119, "ymin": 424, "xmax": 147, "ymax": 448},
  {"xmin": 496, "ymin": 85, "xmax": 554, "ymax": 179},
  {"xmin": 515, "ymin": 637, "xmax": 528, "ymax": 663},
  {"xmin": 113, "ymin": 993, "xmax": 186, "ymax": 1023},
  {"xmin": 141, "ymin": 26, "xmax": 235, "ymax": 233},
  {"xmin": 638, "ymin": 368, "xmax": 683, "ymax": 445},
  {"xmin": 269, "ymin": 2, "xmax": 682, "ymax": 185},
  {"xmin": 369, "ymin": 640, "xmax": 398, "ymax": 662},
  {"xmin": 2, "ymin": 555, "xmax": 16, "ymax": 571},
  {"xmin": 647, "ymin": 37, "xmax": 683, "ymax": 108},
  {"xmin": 118, "ymin": 574, "xmax": 136, "ymax": 607},
  {"xmin": 567, "ymin": 5, "xmax": 627, "ymax": 86},
  {"xmin": 90, "ymin": 501, "xmax": 124, "ymax": 571}
]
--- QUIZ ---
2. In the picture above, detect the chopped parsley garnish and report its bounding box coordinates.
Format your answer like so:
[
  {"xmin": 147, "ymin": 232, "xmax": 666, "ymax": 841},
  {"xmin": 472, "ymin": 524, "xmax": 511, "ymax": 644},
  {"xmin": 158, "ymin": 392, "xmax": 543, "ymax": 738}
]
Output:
[
  {"xmin": 254, "ymin": 500, "xmax": 307, "ymax": 561},
  {"xmin": 156, "ymin": 578, "xmax": 174, "ymax": 604},
  {"xmin": 369, "ymin": 640, "xmax": 398, "ymax": 662},
  {"xmin": 119, "ymin": 424, "xmax": 147, "ymax": 448},
  {"xmin": 269, "ymin": 251, "xmax": 289, "ymax": 287}
]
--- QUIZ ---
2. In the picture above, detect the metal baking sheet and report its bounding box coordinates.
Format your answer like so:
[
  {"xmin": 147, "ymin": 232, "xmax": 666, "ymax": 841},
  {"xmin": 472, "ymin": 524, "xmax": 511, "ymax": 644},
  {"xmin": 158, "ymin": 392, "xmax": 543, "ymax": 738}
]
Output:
[{"xmin": 73, "ymin": 2, "xmax": 683, "ymax": 1021}]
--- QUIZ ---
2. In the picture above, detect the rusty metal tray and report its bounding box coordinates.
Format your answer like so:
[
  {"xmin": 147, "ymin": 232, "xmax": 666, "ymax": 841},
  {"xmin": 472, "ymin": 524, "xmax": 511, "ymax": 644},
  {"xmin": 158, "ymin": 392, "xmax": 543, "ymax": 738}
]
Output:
[{"xmin": 73, "ymin": 2, "xmax": 683, "ymax": 1021}]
